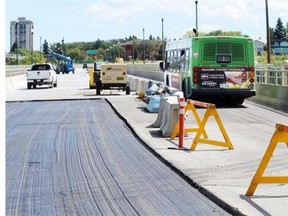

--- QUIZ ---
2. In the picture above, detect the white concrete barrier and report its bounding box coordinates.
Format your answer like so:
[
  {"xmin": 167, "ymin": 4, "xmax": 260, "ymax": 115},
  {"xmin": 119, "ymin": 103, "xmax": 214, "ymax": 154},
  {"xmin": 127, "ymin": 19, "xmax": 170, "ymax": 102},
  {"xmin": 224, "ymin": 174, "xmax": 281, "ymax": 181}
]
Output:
[
  {"xmin": 160, "ymin": 96, "xmax": 180, "ymax": 137},
  {"xmin": 152, "ymin": 94, "xmax": 183, "ymax": 137},
  {"xmin": 6, "ymin": 74, "xmax": 26, "ymax": 90}
]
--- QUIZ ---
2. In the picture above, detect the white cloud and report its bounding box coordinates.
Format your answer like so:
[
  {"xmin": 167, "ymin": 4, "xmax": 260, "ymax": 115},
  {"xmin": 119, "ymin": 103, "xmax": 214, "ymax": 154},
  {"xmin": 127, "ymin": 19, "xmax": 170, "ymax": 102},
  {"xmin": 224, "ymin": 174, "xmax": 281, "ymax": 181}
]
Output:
[
  {"xmin": 85, "ymin": 0, "xmax": 287, "ymax": 40},
  {"xmin": 87, "ymin": 0, "xmax": 197, "ymax": 24}
]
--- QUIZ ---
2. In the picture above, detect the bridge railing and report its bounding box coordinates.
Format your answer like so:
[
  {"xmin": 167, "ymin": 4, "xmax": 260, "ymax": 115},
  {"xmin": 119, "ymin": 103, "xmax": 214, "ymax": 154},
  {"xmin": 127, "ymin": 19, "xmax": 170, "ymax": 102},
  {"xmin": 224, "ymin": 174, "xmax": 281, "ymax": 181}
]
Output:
[
  {"xmin": 255, "ymin": 67, "xmax": 288, "ymax": 86},
  {"xmin": 126, "ymin": 63, "xmax": 288, "ymax": 87},
  {"xmin": 5, "ymin": 65, "xmax": 30, "ymax": 78},
  {"xmin": 5, "ymin": 63, "xmax": 288, "ymax": 87}
]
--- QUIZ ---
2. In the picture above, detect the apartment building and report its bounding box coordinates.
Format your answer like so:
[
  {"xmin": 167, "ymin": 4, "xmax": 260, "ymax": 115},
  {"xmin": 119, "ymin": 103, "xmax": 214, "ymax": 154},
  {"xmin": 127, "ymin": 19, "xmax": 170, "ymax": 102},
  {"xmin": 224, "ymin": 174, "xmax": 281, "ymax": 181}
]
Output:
[{"xmin": 10, "ymin": 17, "xmax": 33, "ymax": 51}]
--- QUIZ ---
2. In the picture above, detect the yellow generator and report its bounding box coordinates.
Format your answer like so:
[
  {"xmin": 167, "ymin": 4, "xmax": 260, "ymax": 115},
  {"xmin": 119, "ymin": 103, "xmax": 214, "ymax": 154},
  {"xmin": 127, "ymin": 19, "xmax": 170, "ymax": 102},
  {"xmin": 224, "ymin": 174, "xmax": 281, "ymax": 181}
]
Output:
[
  {"xmin": 89, "ymin": 62, "xmax": 103, "ymax": 89},
  {"xmin": 95, "ymin": 63, "xmax": 130, "ymax": 95}
]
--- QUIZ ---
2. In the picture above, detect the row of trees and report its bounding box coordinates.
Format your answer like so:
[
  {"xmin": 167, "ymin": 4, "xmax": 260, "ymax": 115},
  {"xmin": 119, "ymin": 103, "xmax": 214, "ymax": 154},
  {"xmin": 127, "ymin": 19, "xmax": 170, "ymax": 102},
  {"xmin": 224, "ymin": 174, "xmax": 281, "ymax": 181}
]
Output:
[{"xmin": 47, "ymin": 35, "xmax": 165, "ymax": 63}]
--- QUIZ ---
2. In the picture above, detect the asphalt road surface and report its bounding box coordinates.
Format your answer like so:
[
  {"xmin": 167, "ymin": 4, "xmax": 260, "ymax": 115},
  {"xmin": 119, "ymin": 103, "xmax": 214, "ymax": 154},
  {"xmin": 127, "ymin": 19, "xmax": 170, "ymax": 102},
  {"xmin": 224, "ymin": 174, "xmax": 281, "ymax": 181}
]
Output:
[{"xmin": 6, "ymin": 99, "xmax": 231, "ymax": 215}]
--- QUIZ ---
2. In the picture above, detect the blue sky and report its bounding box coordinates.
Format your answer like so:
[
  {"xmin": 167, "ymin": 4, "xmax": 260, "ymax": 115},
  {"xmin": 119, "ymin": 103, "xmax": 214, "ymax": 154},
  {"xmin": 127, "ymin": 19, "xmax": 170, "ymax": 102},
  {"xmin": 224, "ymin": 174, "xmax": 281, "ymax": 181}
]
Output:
[{"xmin": 4, "ymin": 0, "xmax": 288, "ymax": 52}]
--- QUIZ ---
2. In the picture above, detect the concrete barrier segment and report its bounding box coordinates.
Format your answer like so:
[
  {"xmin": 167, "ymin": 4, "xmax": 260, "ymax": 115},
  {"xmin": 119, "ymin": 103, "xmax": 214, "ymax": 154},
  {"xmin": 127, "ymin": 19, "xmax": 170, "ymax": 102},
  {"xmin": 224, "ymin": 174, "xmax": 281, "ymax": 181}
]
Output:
[
  {"xmin": 158, "ymin": 96, "xmax": 180, "ymax": 137},
  {"xmin": 127, "ymin": 77, "xmax": 138, "ymax": 92},
  {"xmin": 153, "ymin": 97, "xmax": 169, "ymax": 128},
  {"xmin": 6, "ymin": 74, "xmax": 26, "ymax": 91},
  {"xmin": 146, "ymin": 95, "xmax": 161, "ymax": 113}
]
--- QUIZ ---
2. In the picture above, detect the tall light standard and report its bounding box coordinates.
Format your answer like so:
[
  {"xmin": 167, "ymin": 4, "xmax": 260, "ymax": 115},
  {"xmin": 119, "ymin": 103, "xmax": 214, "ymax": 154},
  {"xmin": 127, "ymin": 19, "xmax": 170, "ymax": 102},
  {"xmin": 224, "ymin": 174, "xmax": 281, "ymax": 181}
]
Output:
[
  {"xmin": 142, "ymin": 27, "xmax": 145, "ymax": 64},
  {"xmin": 40, "ymin": 36, "xmax": 42, "ymax": 61},
  {"xmin": 132, "ymin": 39, "xmax": 135, "ymax": 64},
  {"xmin": 161, "ymin": 16, "xmax": 165, "ymax": 70},
  {"xmin": 265, "ymin": 0, "xmax": 271, "ymax": 63},
  {"xmin": 15, "ymin": 21, "xmax": 19, "ymax": 65},
  {"xmin": 195, "ymin": 1, "xmax": 198, "ymax": 31},
  {"xmin": 30, "ymin": 26, "xmax": 34, "ymax": 64}
]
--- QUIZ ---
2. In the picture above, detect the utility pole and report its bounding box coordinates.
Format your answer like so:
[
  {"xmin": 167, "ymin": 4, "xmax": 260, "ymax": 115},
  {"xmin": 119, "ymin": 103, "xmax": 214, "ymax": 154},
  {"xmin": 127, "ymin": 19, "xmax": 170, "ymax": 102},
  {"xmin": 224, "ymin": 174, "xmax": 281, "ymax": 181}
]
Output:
[
  {"xmin": 195, "ymin": 0, "xmax": 198, "ymax": 31},
  {"xmin": 40, "ymin": 36, "xmax": 42, "ymax": 61},
  {"xmin": 142, "ymin": 27, "xmax": 145, "ymax": 64},
  {"xmin": 161, "ymin": 16, "xmax": 165, "ymax": 70},
  {"xmin": 30, "ymin": 26, "xmax": 34, "ymax": 64},
  {"xmin": 265, "ymin": 0, "xmax": 271, "ymax": 64}
]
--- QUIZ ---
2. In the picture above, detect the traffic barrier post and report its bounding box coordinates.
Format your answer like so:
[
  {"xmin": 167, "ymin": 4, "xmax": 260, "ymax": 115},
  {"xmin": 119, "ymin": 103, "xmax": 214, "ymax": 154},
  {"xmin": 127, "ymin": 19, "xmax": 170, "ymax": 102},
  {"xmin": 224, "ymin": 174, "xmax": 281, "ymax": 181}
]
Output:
[
  {"xmin": 246, "ymin": 123, "xmax": 288, "ymax": 196},
  {"xmin": 171, "ymin": 100, "xmax": 208, "ymax": 140},
  {"xmin": 178, "ymin": 98, "xmax": 186, "ymax": 148}
]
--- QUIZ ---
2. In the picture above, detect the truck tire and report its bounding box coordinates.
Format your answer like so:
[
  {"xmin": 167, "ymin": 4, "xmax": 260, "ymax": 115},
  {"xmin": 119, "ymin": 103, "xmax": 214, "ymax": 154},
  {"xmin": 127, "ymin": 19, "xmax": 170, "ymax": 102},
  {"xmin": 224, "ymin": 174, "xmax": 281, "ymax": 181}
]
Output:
[
  {"xmin": 33, "ymin": 83, "xmax": 37, "ymax": 89},
  {"xmin": 27, "ymin": 83, "xmax": 32, "ymax": 89},
  {"xmin": 96, "ymin": 81, "xmax": 101, "ymax": 95},
  {"xmin": 126, "ymin": 86, "xmax": 130, "ymax": 95}
]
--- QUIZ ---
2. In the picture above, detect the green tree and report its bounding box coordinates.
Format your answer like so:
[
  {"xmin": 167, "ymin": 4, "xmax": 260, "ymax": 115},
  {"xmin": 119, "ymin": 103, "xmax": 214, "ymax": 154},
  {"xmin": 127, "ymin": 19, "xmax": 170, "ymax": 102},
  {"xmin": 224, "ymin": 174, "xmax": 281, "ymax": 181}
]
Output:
[
  {"xmin": 273, "ymin": 18, "xmax": 286, "ymax": 40},
  {"xmin": 96, "ymin": 47, "xmax": 106, "ymax": 60},
  {"xmin": 183, "ymin": 30, "xmax": 242, "ymax": 38},
  {"xmin": 66, "ymin": 48, "xmax": 83, "ymax": 61}
]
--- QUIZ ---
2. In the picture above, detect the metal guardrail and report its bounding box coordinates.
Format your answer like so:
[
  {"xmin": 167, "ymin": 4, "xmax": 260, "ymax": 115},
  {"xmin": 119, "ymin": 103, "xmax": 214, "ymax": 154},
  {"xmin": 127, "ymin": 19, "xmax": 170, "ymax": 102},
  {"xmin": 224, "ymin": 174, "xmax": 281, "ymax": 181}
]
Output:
[
  {"xmin": 6, "ymin": 68, "xmax": 28, "ymax": 78},
  {"xmin": 255, "ymin": 68, "xmax": 288, "ymax": 86}
]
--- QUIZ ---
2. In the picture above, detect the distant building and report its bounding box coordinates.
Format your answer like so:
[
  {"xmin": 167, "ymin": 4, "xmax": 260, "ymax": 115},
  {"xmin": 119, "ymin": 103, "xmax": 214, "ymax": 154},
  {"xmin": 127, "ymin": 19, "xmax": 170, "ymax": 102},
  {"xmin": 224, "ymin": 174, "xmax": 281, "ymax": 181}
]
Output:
[
  {"xmin": 254, "ymin": 40, "xmax": 264, "ymax": 56},
  {"xmin": 271, "ymin": 39, "xmax": 288, "ymax": 55},
  {"xmin": 10, "ymin": 17, "xmax": 33, "ymax": 52}
]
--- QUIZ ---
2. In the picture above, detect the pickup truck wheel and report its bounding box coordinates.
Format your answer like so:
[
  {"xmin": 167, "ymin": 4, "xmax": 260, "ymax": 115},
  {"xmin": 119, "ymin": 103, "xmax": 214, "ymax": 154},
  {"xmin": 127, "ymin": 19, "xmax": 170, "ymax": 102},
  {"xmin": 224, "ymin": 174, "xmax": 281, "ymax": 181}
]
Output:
[
  {"xmin": 53, "ymin": 82, "xmax": 57, "ymax": 88},
  {"xmin": 27, "ymin": 83, "xmax": 32, "ymax": 89}
]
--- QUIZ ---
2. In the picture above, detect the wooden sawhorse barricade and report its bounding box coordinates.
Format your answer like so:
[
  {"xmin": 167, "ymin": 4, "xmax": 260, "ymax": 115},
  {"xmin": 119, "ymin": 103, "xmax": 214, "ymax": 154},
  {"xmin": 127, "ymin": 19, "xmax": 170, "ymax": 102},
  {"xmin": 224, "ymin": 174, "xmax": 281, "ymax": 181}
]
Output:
[
  {"xmin": 246, "ymin": 123, "xmax": 288, "ymax": 196},
  {"xmin": 171, "ymin": 99, "xmax": 234, "ymax": 150}
]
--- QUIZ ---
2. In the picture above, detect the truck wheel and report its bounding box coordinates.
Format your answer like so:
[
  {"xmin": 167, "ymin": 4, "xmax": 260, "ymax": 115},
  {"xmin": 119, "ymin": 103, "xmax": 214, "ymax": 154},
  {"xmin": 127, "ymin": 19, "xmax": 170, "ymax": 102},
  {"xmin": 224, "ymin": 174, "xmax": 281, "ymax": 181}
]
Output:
[
  {"xmin": 27, "ymin": 83, "xmax": 32, "ymax": 89},
  {"xmin": 33, "ymin": 84, "xmax": 37, "ymax": 89},
  {"xmin": 53, "ymin": 81, "xmax": 57, "ymax": 87},
  {"xmin": 234, "ymin": 98, "xmax": 244, "ymax": 105},
  {"xmin": 126, "ymin": 86, "xmax": 130, "ymax": 95},
  {"xmin": 96, "ymin": 81, "xmax": 101, "ymax": 95}
]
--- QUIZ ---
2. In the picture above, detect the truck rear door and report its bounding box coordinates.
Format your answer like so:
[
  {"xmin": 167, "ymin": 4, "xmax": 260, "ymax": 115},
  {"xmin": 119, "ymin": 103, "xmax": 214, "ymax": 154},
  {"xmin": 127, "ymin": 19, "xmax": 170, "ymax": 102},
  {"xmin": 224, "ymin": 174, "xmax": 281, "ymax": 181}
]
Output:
[{"xmin": 28, "ymin": 64, "xmax": 52, "ymax": 80}]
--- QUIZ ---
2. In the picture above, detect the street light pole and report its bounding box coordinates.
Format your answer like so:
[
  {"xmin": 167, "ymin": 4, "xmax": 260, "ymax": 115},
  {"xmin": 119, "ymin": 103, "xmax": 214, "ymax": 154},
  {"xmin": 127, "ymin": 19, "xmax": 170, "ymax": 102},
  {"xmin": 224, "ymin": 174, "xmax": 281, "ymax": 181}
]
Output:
[
  {"xmin": 142, "ymin": 27, "xmax": 145, "ymax": 64},
  {"xmin": 15, "ymin": 21, "xmax": 19, "ymax": 65},
  {"xmin": 132, "ymin": 40, "xmax": 135, "ymax": 64},
  {"xmin": 265, "ymin": 0, "xmax": 271, "ymax": 64},
  {"xmin": 195, "ymin": 0, "xmax": 198, "ymax": 31},
  {"xmin": 40, "ymin": 36, "xmax": 42, "ymax": 61},
  {"xmin": 161, "ymin": 16, "xmax": 165, "ymax": 70},
  {"xmin": 30, "ymin": 26, "xmax": 34, "ymax": 64}
]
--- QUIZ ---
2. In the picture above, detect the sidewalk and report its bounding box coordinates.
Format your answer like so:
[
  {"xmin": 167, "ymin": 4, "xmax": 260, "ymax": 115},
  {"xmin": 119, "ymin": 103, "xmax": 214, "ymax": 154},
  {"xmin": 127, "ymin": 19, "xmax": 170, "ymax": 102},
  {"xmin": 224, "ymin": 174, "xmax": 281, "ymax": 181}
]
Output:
[{"xmin": 107, "ymin": 95, "xmax": 288, "ymax": 216}]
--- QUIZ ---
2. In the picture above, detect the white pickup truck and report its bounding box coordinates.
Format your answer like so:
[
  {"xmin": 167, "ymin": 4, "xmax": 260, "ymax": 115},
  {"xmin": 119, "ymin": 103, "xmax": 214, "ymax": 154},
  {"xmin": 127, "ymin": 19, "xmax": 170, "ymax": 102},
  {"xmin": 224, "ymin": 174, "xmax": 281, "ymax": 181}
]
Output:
[{"xmin": 27, "ymin": 62, "xmax": 58, "ymax": 89}]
